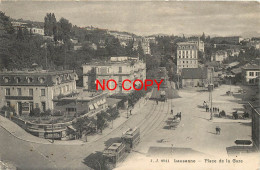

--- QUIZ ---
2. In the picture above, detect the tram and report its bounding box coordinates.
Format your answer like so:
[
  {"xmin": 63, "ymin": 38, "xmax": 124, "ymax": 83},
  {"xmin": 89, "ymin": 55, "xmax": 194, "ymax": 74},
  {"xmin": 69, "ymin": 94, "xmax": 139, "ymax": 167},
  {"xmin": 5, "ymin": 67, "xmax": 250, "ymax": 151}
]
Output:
[
  {"xmin": 121, "ymin": 127, "xmax": 140, "ymax": 152},
  {"xmin": 103, "ymin": 142, "xmax": 126, "ymax": 166}
]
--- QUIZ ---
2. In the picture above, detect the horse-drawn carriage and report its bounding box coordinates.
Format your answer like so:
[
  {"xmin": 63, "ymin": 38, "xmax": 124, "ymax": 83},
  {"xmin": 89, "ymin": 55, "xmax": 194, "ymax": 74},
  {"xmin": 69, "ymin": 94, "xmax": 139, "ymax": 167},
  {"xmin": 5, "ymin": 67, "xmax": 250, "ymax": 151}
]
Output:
[
  {"xmin": 168, "ymin": 113, "xmax": 181, "ymax": 129},
  {"xmin": 226, "ymin": 91, "xmax": 233, "ymax": 96},
  {"xmin": 159, "ymin": 90, "xmax": 166, "ymax": 102}
]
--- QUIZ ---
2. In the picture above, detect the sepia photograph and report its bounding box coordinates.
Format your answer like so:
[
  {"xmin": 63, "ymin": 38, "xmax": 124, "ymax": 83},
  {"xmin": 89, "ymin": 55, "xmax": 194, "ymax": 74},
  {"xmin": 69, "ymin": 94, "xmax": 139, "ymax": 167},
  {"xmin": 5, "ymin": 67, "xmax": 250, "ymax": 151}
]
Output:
[{"xmin": 0, "ymin": 1, "xmax": 259, "ymax": 169}]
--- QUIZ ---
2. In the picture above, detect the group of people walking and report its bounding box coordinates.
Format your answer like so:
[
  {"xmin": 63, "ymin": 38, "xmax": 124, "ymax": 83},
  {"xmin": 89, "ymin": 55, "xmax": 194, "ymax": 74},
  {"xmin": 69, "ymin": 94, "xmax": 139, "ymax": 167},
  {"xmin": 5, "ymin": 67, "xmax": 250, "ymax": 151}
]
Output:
[{"xmin": 204, "ymin": 101, "xmax": 220, "ymax": 113}]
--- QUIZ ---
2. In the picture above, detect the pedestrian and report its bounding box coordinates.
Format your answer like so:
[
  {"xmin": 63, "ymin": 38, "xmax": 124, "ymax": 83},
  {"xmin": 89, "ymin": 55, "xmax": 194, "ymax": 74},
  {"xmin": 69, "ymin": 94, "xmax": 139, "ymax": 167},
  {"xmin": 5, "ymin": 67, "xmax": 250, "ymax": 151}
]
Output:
[
  {"xmin": 171, "ymin": 109, "xmax": 173, "ymax": 115},
  {"xmin": 179, "ymin": 112, "xmax": 182, "ymax": 120},
  {"xmin": 130, "ymin": 109, "xmax": 132, "ymax": 115},
  {"xmin": 217, "ymin": 108, "xmax": 219, "ymax": 112},
  {"xmin": 156, "ymin": 100, "xmax": 158, "ymax": 105},
  {"xmin": 210, "ymin": 108, "xmax": 212, "ymax": 112},
  {"xmin": 216, "ymin": 126, "xmax": 221, "ymax": 135}
]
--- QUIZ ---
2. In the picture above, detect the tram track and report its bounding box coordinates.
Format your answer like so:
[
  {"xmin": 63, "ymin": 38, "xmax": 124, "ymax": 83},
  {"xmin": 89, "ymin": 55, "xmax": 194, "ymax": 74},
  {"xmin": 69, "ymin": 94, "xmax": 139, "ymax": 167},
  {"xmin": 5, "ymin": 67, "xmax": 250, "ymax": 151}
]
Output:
[
  {"xmin": 141, "ymin": 101, "xmax": 165, "ymax": 138},
  {"xmin": 141, "ymin": 100, "xmax": 170, "ymax": 139}
]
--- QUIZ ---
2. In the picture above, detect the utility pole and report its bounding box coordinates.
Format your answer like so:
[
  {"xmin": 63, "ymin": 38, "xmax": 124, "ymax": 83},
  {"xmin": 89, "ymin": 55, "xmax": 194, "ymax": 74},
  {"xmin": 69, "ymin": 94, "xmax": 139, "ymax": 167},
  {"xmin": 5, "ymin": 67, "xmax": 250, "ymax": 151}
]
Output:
[
  {"xmin": 209, "ymin": 68, "xmax": 213, "ymax": 120},
  {"xmin": 52, "ymin": 112, "xmax": 54, "ymax": 143}
]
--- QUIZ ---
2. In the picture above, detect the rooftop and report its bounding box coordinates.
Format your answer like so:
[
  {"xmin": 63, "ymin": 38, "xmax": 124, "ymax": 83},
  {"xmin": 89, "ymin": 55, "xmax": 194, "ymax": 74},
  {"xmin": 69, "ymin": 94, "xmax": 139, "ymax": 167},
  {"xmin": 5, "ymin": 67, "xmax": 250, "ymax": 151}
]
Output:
[
  {"xmin": 0, "ymin": 69, "xmax": 75, "ymax": 76},
  {"xmin": 107, "ymin": 143, "xmax": 123, "ymax": 150},
  {"xmin": 82, "ymin": 57, "xmax": 142, "ymax": 66},
  {"xmin": 242, "ymin": 64, "xmax": 260, "ymax": 70},
  {"xmin": 55, "ymin": 88, "xmax": 107, "ymax": 102}
]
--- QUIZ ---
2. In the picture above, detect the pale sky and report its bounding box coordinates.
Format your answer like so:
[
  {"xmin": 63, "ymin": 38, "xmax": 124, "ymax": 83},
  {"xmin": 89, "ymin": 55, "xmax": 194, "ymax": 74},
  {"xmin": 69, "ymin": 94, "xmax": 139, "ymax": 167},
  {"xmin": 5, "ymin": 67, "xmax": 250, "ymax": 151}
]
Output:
[{"xmin": 1, "ymin": 1, "xmax": 259, "ymax": 36}]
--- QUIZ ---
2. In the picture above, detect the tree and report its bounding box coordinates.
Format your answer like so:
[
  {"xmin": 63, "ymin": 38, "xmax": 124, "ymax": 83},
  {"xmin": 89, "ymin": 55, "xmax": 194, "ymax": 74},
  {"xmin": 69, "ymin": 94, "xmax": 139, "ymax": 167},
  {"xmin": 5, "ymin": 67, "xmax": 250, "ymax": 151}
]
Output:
[
  {"xmin": 137, "ymin": 41, "xmax": 145, "ymax": 60},
  {"xmin": 56, "ymin": 17, "xmax": 72, "ymax": 44},
  {"xmin": 72, "ymin": 116, "xmax": 95, "ymax": 139},
  {"xmin": 29, "ymin": 108, "xmax": 41, "ymax": 117},
  {"xmin": 106, "ymin": 107, "xmax": 119, "ymax": 128},
  {"xmin": 201, "ymin": 32, "xmax": 206, "ymax": 41},
  {"xmin": 44, "ymin": 13, "xmax": 56, "ymax": 36},
  {"xmin": 97, "ymin": 111, "xmax": 107, "ymax": 133},
  {"xmin": 0, "ymin": 12, "xmax": 15, "ymax": 68}
]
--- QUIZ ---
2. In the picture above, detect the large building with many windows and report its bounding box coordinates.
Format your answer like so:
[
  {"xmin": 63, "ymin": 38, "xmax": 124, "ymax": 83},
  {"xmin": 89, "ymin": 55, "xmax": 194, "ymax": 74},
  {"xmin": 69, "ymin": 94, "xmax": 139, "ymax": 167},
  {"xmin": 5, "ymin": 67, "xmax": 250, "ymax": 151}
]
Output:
[
  {"xmin": 242, "ymin": 64, "xmax": 260, "ymax": 85},
  {"xmin": 82, "ymin": 56, "xmax": 146, "ymax": 95},
  {"xmin": 176, "ymin": 42, "xmax": 199, "ymax": 74},
  {"xmin": 0, "ymin": 69, "xmax": 78, "ymax": 115}
]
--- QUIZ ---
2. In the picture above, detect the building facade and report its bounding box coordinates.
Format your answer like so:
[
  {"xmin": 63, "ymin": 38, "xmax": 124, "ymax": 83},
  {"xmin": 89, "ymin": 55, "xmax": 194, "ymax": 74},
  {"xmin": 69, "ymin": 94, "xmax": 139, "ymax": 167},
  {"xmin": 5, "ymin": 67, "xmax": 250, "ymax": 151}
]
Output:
[
  {"xmin": 53, "ymin": 90, "xmax": 108, "ymax": 117},
  {"xmin": 0, "ymin": 69, "xmax": 78, "ymax": 115},
  {"xmin": 249, "ymin": 102, "xmax": 260, "ymax": 151},
  {"xmin": 211, "ymin": 50, "xmax": 228, "ymax": 63},
  {"xmin": 82, "ymin": 57, "xmax": 146, "ymax": 95},
  {"xmin": 181, "ymin": 67, "xmax": 213, "ymax": 88},
  {"xmin": 177, "ymin": 42, "xmax": 198, "ymax": 74},
  {"xmin": 242, "ymin": 64, "xmax": 260, "ymax": 85},
  {"xmin": 28, "ymin": 27, "xmax": 44, "ymax": 36}
]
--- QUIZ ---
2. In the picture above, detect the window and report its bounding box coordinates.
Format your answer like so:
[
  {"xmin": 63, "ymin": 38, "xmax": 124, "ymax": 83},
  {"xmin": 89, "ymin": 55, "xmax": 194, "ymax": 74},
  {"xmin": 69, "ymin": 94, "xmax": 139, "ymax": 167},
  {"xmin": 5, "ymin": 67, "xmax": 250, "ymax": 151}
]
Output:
[
  {"xmin": 66, "ymin": 108, "xmax": 76, "ymax": 112},
  {"xmin": 15, "ymin": 77, "xmax": 21, "ymax": 83},
  {"xmin": 119, "ymin": 76, "xmax": 122, "ymax": 82},
  {"xmin": 4, "ymin": 77, "xmax": 9, "ymax": 83},
  {"xmin": 41, "ymin": 102, "xmax": 46, "ymax": 112},
  {"xmin": 39, "ymin": 77, "xmax": 45, "ymax": 83},
  {"xmin": 249, "ymin": 72, "xmax": 254, "ymax": 76},
  {"xmin": 41, "ymin": 89, "xmax": 46, "ymax": 96},
  {"xmin": 256, "ymin": 72, "xmax": 260, "ymax": 76},
  {"xmin": 35, "ymin": 103, "xmax": 39, "ymax": 108},
  {"xmin": 186, "ymin": 61, "xmax": 188, "ymax": 63},
  {"xmin": 183, "ymin": 61, "xmax": 185, "ymax": 63},
  {"xmin": 29, "ymin": 89, "xmax": 33, "ymax": 96},
  {"xmin": 5, "ymin": 88, "xmax": 10, "ymax": 96},
  {"xmin": 17, "ymin": 88, "xmax": 22, "ymax": 96},
  {"xmin": 119, "ymin": 67, "xmax": 122, "ymax": 73},
  {"xmin": 27, "ymin": 77, "xmax": 33, "ymax": 83},
  {"xmin": 6, "ymin": 101, "xmax": 10, "ymax": 107},
  {"xmin": 249, "ymin": 79, "xmax": 255, "ymax": 84}
]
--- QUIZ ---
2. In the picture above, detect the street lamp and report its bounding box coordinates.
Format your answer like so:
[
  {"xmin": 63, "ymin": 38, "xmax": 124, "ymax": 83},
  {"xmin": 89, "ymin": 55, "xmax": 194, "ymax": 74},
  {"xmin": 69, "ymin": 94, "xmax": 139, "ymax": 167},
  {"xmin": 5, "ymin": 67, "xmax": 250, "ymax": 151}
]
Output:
[{"xmin": 51, "ymin": 111, "xmax": 54, "ymax": 143}]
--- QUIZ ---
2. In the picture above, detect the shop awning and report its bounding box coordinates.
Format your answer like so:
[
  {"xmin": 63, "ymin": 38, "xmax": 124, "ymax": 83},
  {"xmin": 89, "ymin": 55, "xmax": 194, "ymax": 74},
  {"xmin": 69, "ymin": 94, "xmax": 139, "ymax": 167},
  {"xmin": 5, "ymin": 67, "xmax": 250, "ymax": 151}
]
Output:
[
  {"xmin": 94, "ymin": 103, "xmax": 99, "ymax": 109},
  {"xmin": 89, "ymin": 104, "xmax": 94, "ymax": 110}
]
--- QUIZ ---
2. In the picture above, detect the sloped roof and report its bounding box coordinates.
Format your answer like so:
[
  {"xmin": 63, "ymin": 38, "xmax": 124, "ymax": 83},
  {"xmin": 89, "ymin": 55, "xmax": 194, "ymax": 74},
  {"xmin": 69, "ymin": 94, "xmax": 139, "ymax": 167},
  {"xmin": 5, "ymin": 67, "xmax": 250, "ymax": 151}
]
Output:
[
  {"xmin": 181, "ymin": 68, "xmax": 207, "ymax": 79},
  {"xmin": 242, "ymin": 64, "xmax": 260, "ymax": 70},
  {"xmin": 231, "ymin": 68, "xmax": 242, "ymax": 74}
]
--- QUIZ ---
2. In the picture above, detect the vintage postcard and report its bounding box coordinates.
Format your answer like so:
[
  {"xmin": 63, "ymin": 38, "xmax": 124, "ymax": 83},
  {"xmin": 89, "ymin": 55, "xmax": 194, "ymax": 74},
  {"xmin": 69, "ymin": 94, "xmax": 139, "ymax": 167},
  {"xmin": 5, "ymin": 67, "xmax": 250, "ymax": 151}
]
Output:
[{"xmin": 0, "ymin": 1, "xmax": 259, "ymax": 170}]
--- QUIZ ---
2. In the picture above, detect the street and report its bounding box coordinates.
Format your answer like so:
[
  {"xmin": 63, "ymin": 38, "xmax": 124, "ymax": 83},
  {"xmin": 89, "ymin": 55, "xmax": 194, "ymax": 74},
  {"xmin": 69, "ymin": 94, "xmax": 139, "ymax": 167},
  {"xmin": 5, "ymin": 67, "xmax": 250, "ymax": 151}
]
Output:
[{"xmin": 0, "ymin": 85, "xmax": 255, "ymax": 169}]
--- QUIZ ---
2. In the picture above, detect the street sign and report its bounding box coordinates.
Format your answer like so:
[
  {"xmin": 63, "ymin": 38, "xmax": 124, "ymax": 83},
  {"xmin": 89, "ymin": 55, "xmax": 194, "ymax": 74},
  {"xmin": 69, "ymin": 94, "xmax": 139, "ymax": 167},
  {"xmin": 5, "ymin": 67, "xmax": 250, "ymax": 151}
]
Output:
[{"xmin": 234, "ymin": 140, "xmax": 252, "ymax": 145}]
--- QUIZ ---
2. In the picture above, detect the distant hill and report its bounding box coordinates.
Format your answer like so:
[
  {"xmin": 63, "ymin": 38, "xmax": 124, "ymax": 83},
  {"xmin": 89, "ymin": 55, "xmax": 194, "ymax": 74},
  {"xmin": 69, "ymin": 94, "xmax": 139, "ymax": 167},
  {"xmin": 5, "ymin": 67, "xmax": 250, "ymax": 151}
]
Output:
[{"xmin": 241, "ymin": 31, "xmax": 260, "ymax": 38}]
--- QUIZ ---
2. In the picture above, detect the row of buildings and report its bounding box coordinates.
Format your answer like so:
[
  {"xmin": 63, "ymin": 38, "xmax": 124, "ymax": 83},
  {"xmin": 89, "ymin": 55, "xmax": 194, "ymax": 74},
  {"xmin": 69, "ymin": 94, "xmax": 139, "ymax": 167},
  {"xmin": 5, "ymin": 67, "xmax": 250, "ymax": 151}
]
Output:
[
  {"xmin": 211, "ymin": 48, "xmax": 240, "ymax": 63},
  {"xmin": 0, "ymin": 56, "xmax": 146, "ymax": 116},
  {"xmin": 11, "ymin": 21, "xmax": 44, "ymax": 36},
  {"xmin": 0, "ymin": 56, "xmax": 146, "ymax": 139}
]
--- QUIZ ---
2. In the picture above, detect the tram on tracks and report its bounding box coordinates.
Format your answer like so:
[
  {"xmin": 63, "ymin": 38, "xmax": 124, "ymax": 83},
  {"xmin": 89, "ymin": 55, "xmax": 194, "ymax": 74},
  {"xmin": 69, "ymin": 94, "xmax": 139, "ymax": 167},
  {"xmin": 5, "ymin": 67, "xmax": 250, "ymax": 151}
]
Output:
[
  {"xmin": 103, "ymin": 142, "xmax": 126, "ymax": 166},
  {"xmin": 103, "ymin": 127, "xmax": 141, "ymax": 167},
  {"xmin": 121, "ymin": 127, "xmax": 141, "ymax": 152}
]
